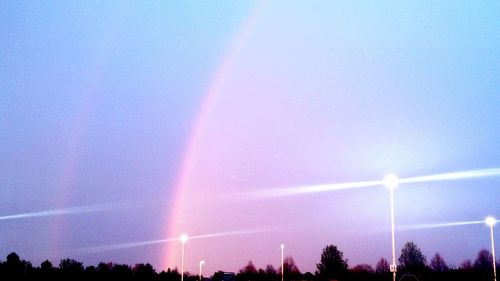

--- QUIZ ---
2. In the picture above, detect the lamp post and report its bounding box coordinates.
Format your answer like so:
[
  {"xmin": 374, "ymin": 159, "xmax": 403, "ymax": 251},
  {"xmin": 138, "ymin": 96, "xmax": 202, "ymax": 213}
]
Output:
[
  {"xmin": 180, "ymin": 234, "xmax": 188, "ymax": 281},
  {"xmin": 199, "ymin": 260, "xmax": 205, "ymax": 281},
  {"xmin": 281, "ymin": 244, "xmax": 285, "ymax": 281},
  {"xmin": 384, "ymin": 174, "xmax": 399, "ymax": 281},
  {"xmin": 486, "ymin": 217, "xmax": 497, "ymax": 281}
]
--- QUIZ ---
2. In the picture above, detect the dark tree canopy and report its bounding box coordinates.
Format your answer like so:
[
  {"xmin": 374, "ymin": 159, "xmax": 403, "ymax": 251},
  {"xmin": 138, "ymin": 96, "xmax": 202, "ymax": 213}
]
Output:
[
  {"xmin": 351, "ymin": 264, "xmax": 374, "ymax": 274},
  {"xmin": 239, "ymin": 261, "xmax": 258, "ymax": 275},
  {"xmin": 473, "ymin": 249, "xmax": 493, "ymax": 271},
  {"xmin": 265, "ymin": 264, "xmax": 277, "ymax": 277},
  {"xmin": 375, "ymin": 258, "xmax": 390, "ymax": 274},
  {"xmin": 398, "ymin": 242, "xmax": 427, "ymax": 274},
  {"xmin": 316, "ymin": 245, "xmax": 348, "ymax": 281},
  {"xmin": 429, "ymin": 253, "xmax": 449, "ymax": 272},
  {"xmin": 282, "ymin": 256, "xmax": 301, "ymax": 275}
]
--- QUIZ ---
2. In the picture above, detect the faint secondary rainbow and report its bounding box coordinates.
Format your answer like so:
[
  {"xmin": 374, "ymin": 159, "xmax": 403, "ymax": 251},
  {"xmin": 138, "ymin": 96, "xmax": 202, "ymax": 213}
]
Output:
[
  {"xmin": 50, "ymin": 6, "xmax": 130, "ymax": 259},
  {"xmin": 163, "ymin": 0, "xmax": 268, "ymax": 270}
]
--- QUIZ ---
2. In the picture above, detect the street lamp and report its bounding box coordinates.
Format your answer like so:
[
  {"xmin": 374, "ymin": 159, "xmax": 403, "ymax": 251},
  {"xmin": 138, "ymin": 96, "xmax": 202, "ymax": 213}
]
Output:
[
  {"xmin": 180, "ymin": 234, "xmax": 188, "ymax": 281},
  {"xmin": 486, "ymin": 217, "xmax": 497, "ymax": 281},
  {"xmin": 199, "ymin": 260, "xmax": 205, "ymax": 281},
  {"xmin": 384, "ymin": 174, "xmax": 399, "ymax": 281},
  {"xmin": 281, "ymin": 244, "xmax": 285, "ymax": 281}
]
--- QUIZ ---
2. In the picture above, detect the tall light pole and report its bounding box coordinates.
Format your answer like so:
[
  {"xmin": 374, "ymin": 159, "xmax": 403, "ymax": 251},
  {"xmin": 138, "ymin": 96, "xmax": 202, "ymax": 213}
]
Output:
[
  {"xmin": 384, "ymin": 174, "xmax": 399, "ymax": 281},
  {"xmin": 180, "ymin": 234, "xmax": 188, "ymax": 281},
  {"xmin": 280, "ymin": 244, "xmax": 285, "ymax": 281},
  {"xmin": 199, "ymin": 260, "xmax": 205, "ymax": 281},
  {"xmin": 486, "ymin": 217, "xmax": 497, "ymax": 281}
]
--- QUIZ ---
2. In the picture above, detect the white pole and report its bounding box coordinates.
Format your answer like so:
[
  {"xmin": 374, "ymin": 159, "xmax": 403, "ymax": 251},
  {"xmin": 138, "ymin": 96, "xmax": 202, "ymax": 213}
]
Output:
[
  {"xmin": 390, "ymin": 186, "xmax": 396, "ymax": 281},
  {"xmin": 199, "ymin": 261, "xmax": 205, "ymax": 281},
  {"xmin": 281, "ymin": 244, "xmax": 284, "ymax": 281},
  {"xmin": 491, "ymin": 224, "xmax": 497, "ymax": 281},
  {"xmin": 181, "ymin": 241, "xmax": 185, "ymax": 281}
]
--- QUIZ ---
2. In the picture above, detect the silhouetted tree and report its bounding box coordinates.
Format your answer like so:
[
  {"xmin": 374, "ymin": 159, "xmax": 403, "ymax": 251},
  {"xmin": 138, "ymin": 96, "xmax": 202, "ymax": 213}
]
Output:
[
  {"xmin": 240, "ymin": 261, "xmax": 258, "ymax": 274},
  {"xmin": 59, "ymin": 258, "xmax": 84, "ymax": 280},
  {"xmin": 38, "ymin": 260, "xmax": 55, "ymax": 280},
  {"xmin": 351, "ymin": 264, "xmax": 374, "ymax": 273},
  {"xmin": 474, "ymin": 249, "xmax": 493, "ymax": 271},
  {"xmin": 160, "ymin": 268, "xmax": 181, "ymax": 281},
  {"xmin": 133, "ymin": 263, "xmax": 156, "ymax": 280},
  {"xmin": 278, "ymin": 256, "xmax": 301, "ymax": 280},
  {"xmin": 375, "ymin": 258, "xmax": 389, "ymax": 274},
  {"xmin": 238, "ymin": 261, "xmax": 259, "ymax": 281},
  {"xmin": 2, "ymin": 252, "xmax": 33, "ymax": 280},
  {"xmin": 302, "ymin": 272, "xmax": 315, "ymax": 281},
  {"xmin": 112, "ymin": 263, "xmax": 133, "ymax": 281},
  {"xmin": 350, "ymin": 264, "xmax": 374, "ymax": 281},
  {"xmin": 398, "ymin": 242, "xmax": 427, "ymax": 274},
  {"xmin": 258, "ymin": 264, "xmax": 276, "ymax": 281},
  {"xmin": 459, "ymin": 259, "xmax": 473, "ymax": 270},
  {"xmin": 316, "ymin": 245, "xmax": 348, "ymax": 281},
  {"xmin": 429, "ymin": 253, "xmax": 449, "ymax": 272},
  {"xmin": 265, "ymin": 264, "xmax": 277, "ymax": 276}
]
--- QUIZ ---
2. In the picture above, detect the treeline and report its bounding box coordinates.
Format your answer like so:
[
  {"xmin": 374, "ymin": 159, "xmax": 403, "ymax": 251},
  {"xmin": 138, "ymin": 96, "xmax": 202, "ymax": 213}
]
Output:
[{"xmin": 0, "ymin": 241, "xmax": 498, "ymax": 281}]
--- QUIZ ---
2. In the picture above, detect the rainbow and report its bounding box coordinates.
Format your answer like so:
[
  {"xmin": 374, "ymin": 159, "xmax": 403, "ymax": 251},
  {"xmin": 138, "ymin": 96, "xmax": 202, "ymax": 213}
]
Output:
[{"xmin": 162, "ymin": 0, "xmax": 268, "ymax": 270}]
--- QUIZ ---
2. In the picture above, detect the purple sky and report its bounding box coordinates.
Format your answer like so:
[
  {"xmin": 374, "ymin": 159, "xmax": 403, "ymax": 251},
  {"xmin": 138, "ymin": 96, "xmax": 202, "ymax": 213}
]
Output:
[{"xmin": 1, "ymin": 0, "xmax": 500, "ymax": 275}]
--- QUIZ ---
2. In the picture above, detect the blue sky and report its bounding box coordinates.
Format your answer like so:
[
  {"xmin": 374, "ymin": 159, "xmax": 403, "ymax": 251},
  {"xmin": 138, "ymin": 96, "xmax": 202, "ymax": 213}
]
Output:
[{"xmin": 1, "ymin": 0, "xmax": 499, "ymax": 274}]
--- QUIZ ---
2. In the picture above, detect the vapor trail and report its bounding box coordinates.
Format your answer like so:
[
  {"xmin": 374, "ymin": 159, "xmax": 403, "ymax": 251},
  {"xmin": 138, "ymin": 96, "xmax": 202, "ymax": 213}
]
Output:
[{"xmin": 0, "ymin": 203, "xmax": 127, "ymax": 221}]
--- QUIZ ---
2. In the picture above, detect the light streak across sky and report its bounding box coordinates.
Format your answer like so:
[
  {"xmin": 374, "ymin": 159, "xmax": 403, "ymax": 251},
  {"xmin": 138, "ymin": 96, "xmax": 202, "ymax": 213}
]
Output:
[
  {"xmin": 74, "ymin": 228, "xmax": 274, "ymax": 254},
  {"xmin": 0, "ymin": 203, "xmax": 128, "ymax": 221},
  {"xmin": 246, "ymin": 168, "xmax": 500, "ymax": 199},
  {"xmin": 398, "ymin": 219, "xmax": 498, "ymax": 231}
]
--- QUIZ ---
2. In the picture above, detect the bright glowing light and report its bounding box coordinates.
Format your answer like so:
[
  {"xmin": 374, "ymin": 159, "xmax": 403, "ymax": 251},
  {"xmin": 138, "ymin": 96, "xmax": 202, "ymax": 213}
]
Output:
[
  {"xmin": 486, "ymin": 217, "xmax": 497, "ymax": 226},
  {"xmin": 280, "ymin": 243, "xmax": 284, "ymax": 249},
  {"xmin": 180, "ymin": 234, "xmax": 188, "ymax": 243},
  {"xmin": 384, "ymin": 174, "xmax": 399, "ymax": 190},
  {"xmin": 200, "ymin": 260, "xmax": 205, "ymax": 265}
]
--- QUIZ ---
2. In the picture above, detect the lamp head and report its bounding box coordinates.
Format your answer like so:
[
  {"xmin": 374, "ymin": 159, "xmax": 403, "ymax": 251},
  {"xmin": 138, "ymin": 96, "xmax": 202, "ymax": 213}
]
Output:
[
  {"xmin": 200, "ymin": 260, "xmax": 205, "ymax": 266},
  {"xmin": 383, "ymin": 174, "xmax": 399, "ymax": 190},
  {"xmin": 280, "ymin": 244, "xmax": 284, "ymax": 250},
  {"xmin": 486, "ymin": 217, "xmax": 497, "ymax": 226},
  {"xmin": 180, "ymin": 234, "xmax": 188, "ymax": 243}
]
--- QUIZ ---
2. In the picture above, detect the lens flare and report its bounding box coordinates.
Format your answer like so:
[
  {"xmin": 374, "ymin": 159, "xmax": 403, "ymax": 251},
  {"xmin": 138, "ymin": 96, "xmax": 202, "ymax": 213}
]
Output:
[
  {"xmin": 242, "ymin": 167, "xmax": 500, "ymax": 199},
  {"xmin": 399, "ymin": 168, "xmax": 500, "ymax": 185},
  {"xmin": 75, "ymin": 227, "xmax": 273, "ymax": 254},
  {"xmin": 244, "ymin": 179, "xmax": 383, "ymax": 199},
  {"xmin": 398, "ymin": 220, "xmax": 486, "ymax": 231},
  {"xmin": 76, "ymin": 238, "xmax": 179, "ymax": 254}
]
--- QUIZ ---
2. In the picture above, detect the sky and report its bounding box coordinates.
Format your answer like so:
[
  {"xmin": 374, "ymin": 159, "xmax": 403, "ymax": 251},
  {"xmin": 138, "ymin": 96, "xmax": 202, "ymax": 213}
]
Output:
[{"xmin": 1, "ymin": 0, "xmax": 500, "ymax": 275}]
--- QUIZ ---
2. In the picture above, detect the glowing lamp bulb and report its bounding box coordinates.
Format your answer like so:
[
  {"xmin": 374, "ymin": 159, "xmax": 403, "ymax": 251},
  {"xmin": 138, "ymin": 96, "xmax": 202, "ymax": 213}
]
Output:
[
  {"xmin": 180, "ymin": 234, "xmax": 188, "ymax": 243},
  {"xmin": 486, "ymin": 217, "xmax": 497, "ymax": 226},
  {"xmin": 384, "ymin": 174, "xmax": 399, "ymax": 190},
  {"xmin": 280, "ymin": 244, "xmax": 284, "ymax": 249},
  {"xmin": 200, "ymin": 260, "xmax": 205, "ymax": 265}
]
